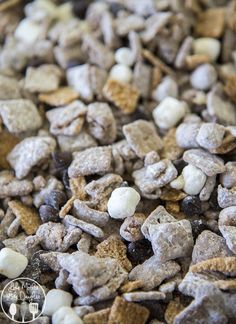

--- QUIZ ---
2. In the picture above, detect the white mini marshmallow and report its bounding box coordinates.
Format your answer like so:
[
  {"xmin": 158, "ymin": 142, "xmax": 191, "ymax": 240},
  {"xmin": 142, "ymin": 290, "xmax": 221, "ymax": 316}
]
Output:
[
  {"xmin": 170, "ymin": 175, "xmax": 185, "ymax": 190},
  {"xmin": 0, "ymin": 248, "xmax": 28, "ymax": 279},
  {"xmin": 109, "ymin": 64, "xmax": 132, "ymax": 83},
  {"xmin": 107, "ymin": 187, "xmax": 140, "ymax": 219},
  {"xmin": 52, "ymin": 307, "xmax": 83, "ymax": 324},
  {"xmin": 43, "ymin": 289, "xmax": 73, "ymax": 316},
  {"xmin": 15, "ymin": 18, "xmax": 45, "ymax": 45},
  {"xmin": 193, "ymin": 38, "xmax": 221, "ymax": 62},
  {"xmin": 190, "ymin": 64, "xmax": 217, "ymax": 91},
  {"xmin": 115, "ymin": 47, "xmax": 135, "ymax": 66},
  {"xmin": 182, "ymin": 164, "xmax": 207, "ymax": 195},
  {"xmin": 152, "ymin": 97, "xmax": 187, "ymax": 129}
]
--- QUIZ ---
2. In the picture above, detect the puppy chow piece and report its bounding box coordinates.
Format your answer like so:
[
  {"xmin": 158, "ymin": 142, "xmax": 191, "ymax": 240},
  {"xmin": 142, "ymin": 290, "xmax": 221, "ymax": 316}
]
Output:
[
  {"xmin": 7, "ymin": 136, "xmax": 56, "ymax": 179},
  {"xmin": 95, "ymin": 235, "xmax": 132, "ymax": 271},
  {"xmin": 220, "ymin": 162, "xmax": 236, "ymax": 188},
  {"xmin": 87, "ymin": 102, "xmax": 116, "ymax": 145},
  {"xmin": 191, "ymin": 230, "xmax": 233, "ymax": 265},
  {"xmin": 219, "ymin": 226, "xmax": 236, "ymax": 254},
  {"xmin": 141, "ymin": 12, "xmax": 172, "ymax": 43},
  {"xmin": 109, "ymin": 64, "xmax": 133, "ymax": 84},
  {"xmin": 123, "ymin": 291, "xmax": 165, "ymax": 302},
  {"xmin": 0, "ymin": 247, "xmax": 28, "ymax": 279},
  {"xmin": 68, "ymin": 146, "xmax": 112, "ymax": 178},
  {"xmin": 196, "ymin": 122, "xmax": 225, "ymax": 150},
  {"xmin": 33, "ymin": 176, "xmax": 63, "ymax": 208},
  {"xmin": 120, "ymin": 213, "xmax": 146, "ymax": 242},
  {"xmin": 46, "ymin": 100, "xmax": 87, "ymax": 136},
  {"xmin": 58, "ymin": 132, "xmax": 97, "ymax": 153},
  {"xmin": 133, "ymin": 61, "xmax": 152, "ymax": 98},
  {"xmin": 148, "ymin": 219, "xmax": 194, "ymax": 262},
  {"xmin": 217, "ymin": 185, "xmax": 236, "ymax": 208},
  {"xmin": 0, "ymin": 171, "xmax": 33, "ymax": 198},
  {"xmin": 199, "ymin": 175, "xmax": 216, "ymax": 201},
  {"xmin": 176, "ymin": 122, "xmax": 200, "ymax": 149},
  {"xmin": 58, "ymin": 251, "xmax": 127, "ymax": 303},
  {"xmin": 129, "ymin": 255, "xmax": 180, "ymax": 290},
  {"xmin": 0, "ymin": 74, "xmax": 21, "ymax": 100},
  {"xmin": 182, "ymin": 164, "xmax": 207, "ymax": 195},
  {"xmin": 183, "ymin": 148, "xmax": 225, "ymax": 177},
  {"xmin": 115, "ymin": 15, "xmax": 145, "ymax": 36},
  {"xmin": 103, "ymin": 79, "xmax": 140, "ymax": 115},
  {"xmin": 123, "ymin": 120, "xmax": 163, "ymax": 158},
  {"xmin": 24, "ymin": 64, "xmax": 62, "ymax": 93},
  {"xmin": 152, "ymin": 97, "xmax": 187, "ymax": 130},
  {"xmin": 38, "ymin": 87, "xmax": 79, "ymax": 107},
  {"xmin": 0, "ymin": 99, "xmax": 42, "ymax": 133},
  {"xmin": 161, "ymin": 128, "xmax": 184, "ymax": 160}
]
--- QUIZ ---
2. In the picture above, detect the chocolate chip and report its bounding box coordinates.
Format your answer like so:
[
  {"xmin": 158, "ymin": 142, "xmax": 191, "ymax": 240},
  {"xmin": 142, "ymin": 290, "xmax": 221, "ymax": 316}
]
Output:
[
  {"xmin": 140, "ymin": 300, "xmax": 166, "ymax": 321},
  {"xmin": 72, "ymin": 0, "xmax": 91, "ymax": 19},
  {"xmin": 62, "ymin": 169, "xmax": 71, "ymax": 191},
  {"xmin": 127, "ymin": 239, "xmax": 153, "ymax": 266},
  {"xmin": 173, "ymin": 159, "xmax": 187, "ymax": 174},
  {"xmin": 39, "ymin": 204, "xmax": 59, "ymax": 223},
  {"xmin": 181, "ymin": 196, "xmax": 202, "ymax": 217},
  {"xmin": 23, "ymin": 250, "xmax": 51, "ymax": 282},
  {"xmin": 190, "ymin": 219, "xmax": 208, "ymax": 240},
  {"xmin": 44, "ymin": 190, "xmax": 67, "ymax": 210},
  {"xmin": 52, "ymin": 151, "xmax": 72, "ymax": 176}
]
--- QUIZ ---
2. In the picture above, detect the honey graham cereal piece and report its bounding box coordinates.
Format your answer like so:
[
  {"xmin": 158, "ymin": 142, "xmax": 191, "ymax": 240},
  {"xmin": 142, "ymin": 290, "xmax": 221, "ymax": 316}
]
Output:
[
  {"xmin": 108, "ymin": 296, "xmax": 149, "ymax": 324},
  {"xmin": 69, "ymin": 176, "xmax": 87, "ymax": 200},
  {"xmin": 195, "ymin": 8, "xmax": 225, "ymax": 38},
  {"xmin": 38, "ymin": 87, "xmax": 79, "ymax": 106},
  {"xmin": 165, "ymin": 298, "xmax": 185, "ymax": 324},
  {"xmin": 0, "ymin": 131, "xmax": 19, "ymax": 169},
  {"xmin": 84, "ymin": 308, "xmax": 110, "ymax": 324},
  {"xmin": 119, "ymin": 280, "xmax": 144, "ymax": 293},
  {"xmin": 190, "ymin": 257, "xmax": 236, "ymax": 276},
  {"xmin": 8, "ymin": 200, "xmax": 41, "ymax": 235},
  {"xmin": 103, "ymin": 79, "xmax": 140, "ymax": 115}
]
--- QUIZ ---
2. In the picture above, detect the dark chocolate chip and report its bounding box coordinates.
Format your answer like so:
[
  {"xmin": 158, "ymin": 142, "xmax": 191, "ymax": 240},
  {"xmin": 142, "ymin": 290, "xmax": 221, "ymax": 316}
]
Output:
[
  {"xmin": 209, "ymin": 188, "xmax": 221, "ymax": 211},
  {"xmin": 127, "ymin": 239, "xmax": 153, "ymax": 266},
  {"xmin": 39, "ymin": 205, "xmax": 58, "ymax": 223},
  {"xmin": 140, "ymin": 300, "xmax": 166, "ymax": 321},
  {"xmin": 52, "ymin": 151, "xmax": 72, "ymax": 171},
  {"xmin": 190, "ymin": 219, "xmax": 208, "ymax": 240},
  {"xmin": 22, "ymin": 250, "xmax": 51, "ymax": 282},
  {"xmin": 44, "ymin": 190, "xmax": 67, "ymax": 210},
  {"xmin": 173, "ymin": 159, "xmax": 187, "ymax": 174},
  {"xmin": 62, "ymin": 170, "xmax": 71, "ymax": 191},
  {"xmin": 181, "ymin": 196, "xmax": 202, "ymax": 217}
]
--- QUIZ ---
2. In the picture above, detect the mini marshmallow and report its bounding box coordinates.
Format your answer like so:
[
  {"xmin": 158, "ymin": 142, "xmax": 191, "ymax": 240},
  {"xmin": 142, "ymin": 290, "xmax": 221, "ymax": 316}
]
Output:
[
  {"xmin": 170, "ymin": 175, "xmax": 185, "ymax": 190},
  {"xmin": 15, "ymin": 18, "xmax": 45, "ymax": 45},
  {"xmin": 190, "ymin": 64, "xmax": 217, "ymax": 91},
  {"xmin": 182, "ymin": 164, "xmax": 207, "ymax": 195},
  {"xmin": 107, "ymin": 187, "xmax": 140, "ymax": 219},
  {"xmin": 0, "ymin": 248, "xmax": 28, "ymax": 279},
  {"xmin": 152, "ymin": 97, "xmax": 187, "ymax": 129},
  {"xmin": 43, "ymin": 289, "xmax": 73, "ymax": 316},
  {"xmin": 115, "ymin": 47, "xmax": 135, "ymax": 66},
  {"xmin": 52, "ymin": 307, "xmax": 83, "ymax": 324},
  {"xmin": 109, "ymin": 64, "xmax": 132, "ymax": 83},
  {"xmin": 193, "ymin": 38, "xmax": 221, "ymax": 62}
]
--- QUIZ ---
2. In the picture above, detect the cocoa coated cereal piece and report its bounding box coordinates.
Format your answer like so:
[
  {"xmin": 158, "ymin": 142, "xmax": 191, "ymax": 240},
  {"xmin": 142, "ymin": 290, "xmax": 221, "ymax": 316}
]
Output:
[
  {"xmin": 38, "ymin": 87, "xmax": 79, "ymax": 106},
  {"xmin": 220, "ymin": 162, "xmax": 236, "ymax": 189},
  {"xmin": 160, "ymin": 128, "xmax": 184, "ymax": 160},
  {"xmin": 183, "ymin": 148, "xmax": 225, "ymax": 176},
  {"xmin": 190, "ymin": 257, "xmax": 236, "ymax": 276},
  {"xmin": 103, "ymin": 79, "xmax": 140, "ymax": 115},
  {"xmin": 123, "ymin": 120, "xmax": 163, "ymax": 158},
  {"xmin": 195, "ymin": 8, "xmax": 225, "ymax": 38},
  {"xmin": 84, "ymin": 308, "xmax": 110, "ymax": 324},
  {"xmin": 196, "ymin": 123, "xmax": 225, "ymax": 150},
  {"xmin": 0, "ymin": 99, "xmax": 42, "ymax": 133},
  {"xmin": 224, "ymin": 74, "xmax": 236, "ymax": 104},
  {"xmin": 68, "ymin": 146, "xmax": 112, "ymax": 178},
  {"xmin": 217, "ymin": 185, "xmax": 236, "ymax": 208},
  {"xmin": 95, "ymin": 235, "xmax": 132, "ymax": 271},
  {"xmin": 7, "ymin": 136, "xmax": 56, "ymax": 179},
  {"xmin": 0, "ymin": 171, "xmax": 33, "ymax": 198},
  {"xmin": 119, "ymin": 280, "xmax": 144, "ymax": 293},
  {"xmin": 46, "ymin": 100, "xmax": 87, "ymax": 136},
  {"xmin": 120, "ymin": 213, "xmax": 146, "ymax": 242},
  {"xmin": 87, "ymin": 102, "xmax": 117, "ymax": 145},
  {"xmin": 108, "ymin": 296, "xmax": 149, "ymax": 324},
  {"xmin": 0, "ymin": 74, "xmax": 21, "ymax": 100},
  {"xmin": 58, "ymin": 132, "xmax": 97, "ymax": 153},
  {"xmin": 132, "ymin": 61, "xmax": 152, "ymax": 98},
  {"xmin": 69, "ymin": 176, "xmax": 87, "ymax": 200},
  {"xmin": 8, "ymin": 200, "xmax": 41, "ymax": 235}
]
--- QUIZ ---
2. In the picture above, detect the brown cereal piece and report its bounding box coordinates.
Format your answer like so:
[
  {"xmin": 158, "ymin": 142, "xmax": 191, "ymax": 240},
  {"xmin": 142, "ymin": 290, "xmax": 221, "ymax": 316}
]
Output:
[
  {"xmin": 196, "ymin": 123, "xmax": 226, "ymax": 150},
  {"xmin": 69, "ymin": 177, "xmax": 87, "ymax": 200},
  {"xmin": 190, "ymin": 257, "xmax": 236, "ymax": 276},
  {"xmin": 0, "ymin": 171, "xmax": 33, "ymax": 198},
  {"xmin": 191, "ymin": 230, "xmax": 233, "ymax": 265},
  {"xmin": 85, "ymin": 174, "xmax": 123, "ymax": 201},
  {"xmin": 0, "ymin": 99, "xmax": 42, "ymax": 133},
  {"xmin": 68, "ymin": 147, "xmax": 112, "ymax": 178},
  {"xmin": 129, "ymin": 255, "xmax": 180, "ymax": 290},
  {"xmin": 67, "ymin": 64, "xmax": 93, "ymax": 101},
  {"xmin": 112, "ymin": 140, "xmax": 136, "ymax": 161},
  {"xmin": 64, "ymin": 215, "xmax": 104, "ymax": 239},
  {"xmin": 0, "ymin": 74, "xmax": 21, "ymax": 100},
  {"xmin": 58, "ymin": 132, "xmax": 97, "ymax": 153},
  {"xmin": 73, "ymin": 199, "xmax": 109, "ymax": 227},
  {"xmin": 24, "ymin": 64, "xmax": 62, "ymax": 93},
  {"xmin": 46, "ymin": 100, "xmax": 87, "ymax": 136},
  {"xmin": 119, "ymin": 280, "xmax": 144, "ymax": 293},
  {"xmin": 224, "ymin": 74, "xmax": 236, "ymax": 104},
  {"xmin": 160, "ymin": 128, "xmax": 184, "ymax": 160},
  {"xmin": 165, "ymin": 298, "xmax": 185, "ymax": 324},
  {"xmin": 183, "ymin": 148, "xmax": 225, "ymax": 176},
  {"xmin": 0, "ymin": 131, "xmax": 19, "ymax": 168},
  {"xmin": 77, "ymin": 232, "xmax": 92, "ymax": 253},
  {"xmin": 123, "ymin": 120, "xmax": 163, "ymax": 158},
  {"xmin": 84, "ymin": 308, "xmax": 110, "ymax": 324},
  {"xmin": 185, "ymin": 54, "xmax": 210, "ymax": 70},
  {"xmin": 38, "ymin": 87, "xmax": 79, "ymax": 106},
  {"xmin": 210, "ymin": 132, "xmax": 236, "ymax": 154},
  {"xmin": 82, "ymin": 34, "xmax": 114, "ymax": 70},
  {"xmin": 133, "ymin": 61, "xmax": 152, "ymax": 98},
  {"xmin": 7, "ymin": 136, "xmax": 56, "ymax": 179},
  {"xmin": 87, "ymin": 102, "xmax": 116, "ymax": 145},
  {"xmin": 120, "ymin": 213, "xmax": 146, "ymax": 242},
  {"xmin": 215, "ymin": 279, "xmax": 236, "ymax": 291},
  {"xmin": 103, "ymin": 79, "xmax": 140, "ymax": 115},
  {"xmin": 95, "ymin": 235, "xmax": 132, "ymax": 271},
  {"xmin": 217, "ymin": 185, "xmax": 236, "ymax": 208},
  {"xmin": 160, "ymin": 187, "xmax": 186, "ymax": 202},
  {"xmin": 59, "ymin": 196, "xmax": 75, "ymax": 218},
  {"xmin": 108, "ymin": 296, "xmax": 149, "ymax": 324},
  {"xmin": 33, "ymin": 176, "xmax": 63, "ymax": 208},
  {"xmin": 8, "ymin": 200, "xmax": 41, "ymax": 235},
  {"xmin": 115, "ymin": 15, "xmax": 145, "ymax": 36},
  {"xmin": 59, "ymin": 251, "xmax": 127, "ymax": 303},
  {"xmin": 195, "ymin": 8, "xmax": 225, "ymax": 38},
  {"xmin": 3, "ymin": 233, "xmax": 39, "ymax": 258}
]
